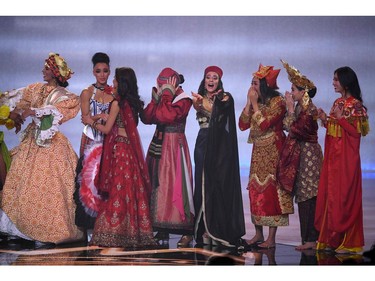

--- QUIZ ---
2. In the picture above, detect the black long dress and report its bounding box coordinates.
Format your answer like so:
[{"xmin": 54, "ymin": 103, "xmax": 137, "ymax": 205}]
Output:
[{"xmin": 193, "ymin": 92, "xmax": 246, "ymax": 247}]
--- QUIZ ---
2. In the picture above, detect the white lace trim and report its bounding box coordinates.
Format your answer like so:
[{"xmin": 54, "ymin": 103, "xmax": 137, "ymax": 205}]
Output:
[{"xmin": 32, "ymin": 105, "xmax": 63, "ymax": 146}]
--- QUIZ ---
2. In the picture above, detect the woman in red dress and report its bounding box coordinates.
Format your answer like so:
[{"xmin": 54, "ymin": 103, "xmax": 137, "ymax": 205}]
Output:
[
  {"xmin": 82, "ymin": 67, "xmax": 155, "ymax": 248},
  {"xmin": 315, "ymin": 66, "xmax": 369, "ymax": 254}
]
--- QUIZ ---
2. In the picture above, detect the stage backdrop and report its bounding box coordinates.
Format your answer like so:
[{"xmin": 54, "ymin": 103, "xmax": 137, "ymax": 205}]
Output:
[{"xmin": 1, "ymin": 16, "xmax": 374, "ymax": 178}]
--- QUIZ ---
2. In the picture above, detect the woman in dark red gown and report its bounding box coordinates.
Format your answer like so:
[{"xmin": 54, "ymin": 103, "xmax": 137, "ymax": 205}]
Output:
[{"xmin": 82, "ymin": 67, "xmax": 155, "ymax": 248}]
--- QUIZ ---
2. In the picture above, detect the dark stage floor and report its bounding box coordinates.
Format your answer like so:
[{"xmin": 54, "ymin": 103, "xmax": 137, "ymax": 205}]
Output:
[
  {"xmin": 0, "ymin": 177, "xmax": 374, "ymax": 268},
  {"xmin": 0, "ymin": 235, "xmax": 374, "ymax": 266},
  {"xmin": 0, "ymin": 234, "xmax": 374, "ymax": 266}
]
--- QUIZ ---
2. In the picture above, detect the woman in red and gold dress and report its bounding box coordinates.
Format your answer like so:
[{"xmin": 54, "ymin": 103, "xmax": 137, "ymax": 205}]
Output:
[
  {"xmin": 315, "ymin": 66, "xmax": 369, "ymax": 254},
  {"xmin": 83, "ymin": 67, "xmax": 155, "ymax": 248},
  {"xmin": 141, "ymin": 68, "xmax": 194, "ymax": 248},
  {"xmin": 238, "ymin": 64, "xmax": 294, "ymax": 249}
]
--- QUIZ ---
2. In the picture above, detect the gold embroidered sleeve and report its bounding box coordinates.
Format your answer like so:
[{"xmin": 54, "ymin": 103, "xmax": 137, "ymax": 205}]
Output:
[
  {"xmin": 268, "ymin": 96, "xmax": 286, "ymax": 119},
  {"xmin": 283, "ymin": 112, "xmax": 296, "ymax": 131},
  {"xmin": 240, "ymin": 110, "xmax": 250, "ymax": 124},
  {"xmin": 252, "ymin": 110, "xmax": 266, "ymax": 126}
]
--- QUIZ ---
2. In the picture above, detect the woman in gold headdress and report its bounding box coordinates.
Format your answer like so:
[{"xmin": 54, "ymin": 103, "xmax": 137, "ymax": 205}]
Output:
[
  {"xmin": 278, "ymin": 60, "xmax": 323, "ymax": 251},
  {"xmin": 0, "ymin": 53, "xmax": 84, "ymax": 246},
  {"xmin": 238, "ymin": 64, "xmax": 293, "ymax": 249}
]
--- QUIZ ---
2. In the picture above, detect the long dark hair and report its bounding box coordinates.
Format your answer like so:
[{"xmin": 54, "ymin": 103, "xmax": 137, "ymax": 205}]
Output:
[
  {"xmin": 115, "ymin": 67, "xmax": 144, "ymax": 124},
  {"xmin": 335, "ymin": 66, "xmax": 364, "ymax": 104},
  {"xmin": 258, "ymin": 78, "xmax": 281, "ymax": 104}
]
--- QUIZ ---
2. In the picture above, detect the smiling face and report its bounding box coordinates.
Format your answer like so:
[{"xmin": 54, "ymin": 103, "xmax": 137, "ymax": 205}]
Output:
[{"xmin": 204, "ymin": 71, "xmax": 220, "ymax": 94}]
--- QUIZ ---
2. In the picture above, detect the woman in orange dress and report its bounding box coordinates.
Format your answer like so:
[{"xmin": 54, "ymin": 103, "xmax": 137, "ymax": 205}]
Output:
[{"xmin": 0, "ymin": 53, "xmax": 83, "ymax": 245}]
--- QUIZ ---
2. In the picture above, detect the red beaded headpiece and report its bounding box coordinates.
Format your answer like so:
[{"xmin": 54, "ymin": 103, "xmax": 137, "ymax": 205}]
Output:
[{"xmin": 253, "ymin": 64, "xmax": 280, "ymax": 89}]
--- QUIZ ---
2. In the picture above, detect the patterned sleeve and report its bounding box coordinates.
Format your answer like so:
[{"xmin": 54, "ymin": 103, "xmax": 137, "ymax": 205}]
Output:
[
  {"xmin": 328, "ymin": 98, "xmax": 369, "ymax": 137},
  {"xmin": 238, "ymin": 109, "xmax": 251, "ymax": 131},
  {"xmin": 253, "ymin": 96, "xmax": 286, "ymax": 131},
  {"xmin": 53, "ymin": 93, "xmax": 80, "ymax": 124},
  {"xmin": 15, "ymin": 83, "xmax": 39, "ymax": 110}
]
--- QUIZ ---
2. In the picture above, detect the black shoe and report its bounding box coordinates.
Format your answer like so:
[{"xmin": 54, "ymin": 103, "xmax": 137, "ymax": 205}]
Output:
[{"xmin": 236, "ymin": 238, "xmax": 247, "ymax": 253}]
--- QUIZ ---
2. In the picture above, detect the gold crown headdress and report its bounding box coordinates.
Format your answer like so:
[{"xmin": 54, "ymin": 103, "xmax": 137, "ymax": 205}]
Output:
[
  {"xmin": 281, "ymin": 59, "xmax": 316, "ymax": 110},
  {"xmin": 280, "ymin": 59, "xmax": 315, "ymax": 91},
  {"xmin": 253, "ymin": 64, "xmax": 280, "ymax": 89}
]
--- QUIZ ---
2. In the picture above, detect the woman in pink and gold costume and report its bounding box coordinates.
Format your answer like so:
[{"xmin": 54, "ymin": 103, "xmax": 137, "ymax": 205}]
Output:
[
  {"xmin": 0, "ymin": 53, "xmax": 83, "ymax": 245},
  {"xmin": 141, "ymin": 67, "xmax": 194, "ymax": 248},
  {"xmin": 239, "ymin": 64, "xmax": 293, "ymax": 249}
]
